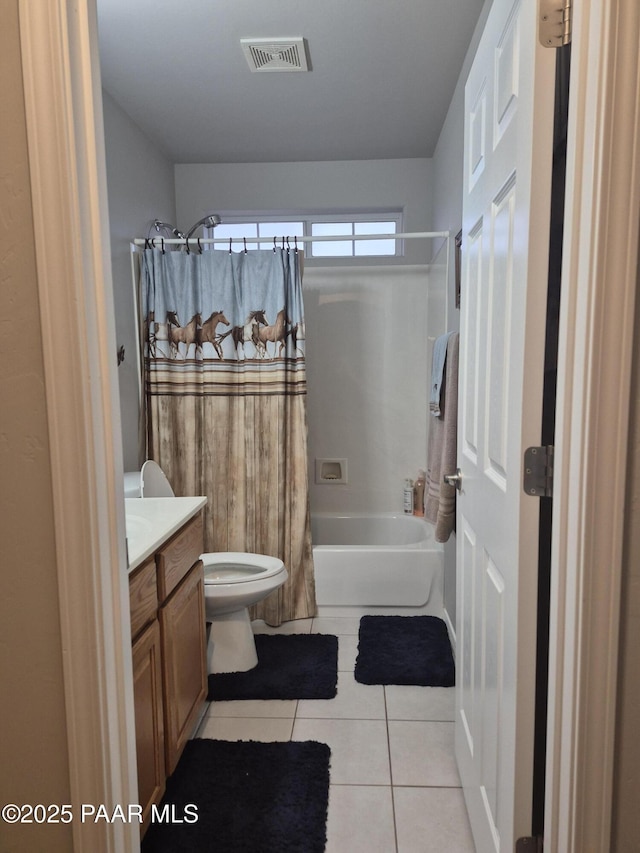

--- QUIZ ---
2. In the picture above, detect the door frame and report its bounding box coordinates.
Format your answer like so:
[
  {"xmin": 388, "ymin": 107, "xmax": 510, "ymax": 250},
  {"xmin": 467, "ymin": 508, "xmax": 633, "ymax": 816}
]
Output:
[
  {"xmin": 544, "ymin": 0, "xmax": 640, "ymax": 849},
  {"xmin": 16, "ymin": 0, "xmax": 640, "ymax": 850}
]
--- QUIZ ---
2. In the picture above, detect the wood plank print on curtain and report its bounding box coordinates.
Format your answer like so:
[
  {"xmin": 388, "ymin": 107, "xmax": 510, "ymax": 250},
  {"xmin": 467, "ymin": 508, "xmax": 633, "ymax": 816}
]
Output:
[{"xmin": 141, "ymin": 246, "xmax": 316, "ymax": 625}]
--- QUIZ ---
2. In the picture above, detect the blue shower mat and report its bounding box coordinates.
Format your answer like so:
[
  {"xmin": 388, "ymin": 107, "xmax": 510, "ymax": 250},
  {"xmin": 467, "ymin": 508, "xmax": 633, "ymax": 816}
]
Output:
[
  {"xmin": 208, "ymin": 632, "xmax": 338, "ymax": 700},
  {"xmin": 355, "ymin": 615, "xmax": 455, "ymax": 686}
]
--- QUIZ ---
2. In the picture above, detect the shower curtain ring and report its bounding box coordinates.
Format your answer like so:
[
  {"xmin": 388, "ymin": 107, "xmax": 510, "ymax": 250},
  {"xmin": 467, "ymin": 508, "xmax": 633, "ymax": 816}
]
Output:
[
  {"xmin": 185, "ymin": 236, "xmax": 190, "ymax": 254},
  {"xmin": 243, "ymin": 237, "xmax": 247, "ymax": 254},
  {"xmin": 294, "ymin": 236, "xmax": 298, "ymax": 253},
  {"xmin": 197, "ymin": 237, "xmax": 202, "ymax": 254},
  {"xmin": 161, "ymin": 237, "xmax": 165, "ymax": 255},
  {"xmin": 281, "ymin": 236, "xmax": 285, "ymax": 251},
  {"xmin": 273, "ymin": 236, "xmax": 277, "ymax": 253},
  {"xmin": 229, "ymin": 238, "xmax": 232, "ymax": 254},
  {"xmin": 286, "ymin": 236, "xmax": 290, "ymax": 254}
]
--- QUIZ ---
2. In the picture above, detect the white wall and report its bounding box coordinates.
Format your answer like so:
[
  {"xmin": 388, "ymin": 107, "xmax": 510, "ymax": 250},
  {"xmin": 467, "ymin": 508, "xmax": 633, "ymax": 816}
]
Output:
[
  {"xmin": 102, "ymin": 91, "xmax": 177, "ymax": 469},
  {"xmin": 175, "ymin": 159, "xmax": 433, "ymax": 265},
  {"xmin": 426, "ymin": 238, "xmax": 450, "ymax": 355},
  {"xmin": 431, "ymin": 0, "xmax": 491, "ymax": 324},
  {"xmin": 430, "ymin": 0, "xmax": 492, "ymax": 635},
  {"xmin": 304, "ymin": 265, "xmax": 433, "ymax": 513},
  {"xmin": 430, "ymin": 77, "xmax": 465, "ymax": 636}
]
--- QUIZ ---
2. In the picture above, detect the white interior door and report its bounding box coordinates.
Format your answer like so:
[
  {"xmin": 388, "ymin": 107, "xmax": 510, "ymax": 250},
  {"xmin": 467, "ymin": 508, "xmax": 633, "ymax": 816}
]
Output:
[{"xmin": 455, "ymin": 0, "xmax": 556, "ymax": 849}]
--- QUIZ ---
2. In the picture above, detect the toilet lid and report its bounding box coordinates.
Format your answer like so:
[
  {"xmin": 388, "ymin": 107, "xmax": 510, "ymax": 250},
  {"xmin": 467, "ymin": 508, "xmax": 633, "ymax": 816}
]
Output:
[
  {"xmin": 140, "ymin": 460, "xmax": 175, "ymax": 497},
  {"xmin": 202, "ymin": 552, "xmax": 285, "ymax": 584}
]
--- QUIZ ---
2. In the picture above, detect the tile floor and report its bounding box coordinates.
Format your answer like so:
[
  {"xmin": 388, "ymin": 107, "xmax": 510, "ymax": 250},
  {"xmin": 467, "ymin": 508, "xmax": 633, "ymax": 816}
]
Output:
[{"xmin": 196, "ymin": 614, "xmax": 476, "ymax": 853}]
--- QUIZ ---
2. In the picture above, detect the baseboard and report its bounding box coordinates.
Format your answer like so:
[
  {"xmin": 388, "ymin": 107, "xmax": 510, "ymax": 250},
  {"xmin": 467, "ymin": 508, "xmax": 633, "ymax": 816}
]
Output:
[{"xmin": 315, "ymin": 602, "xmax": 444, "ymax": 619}]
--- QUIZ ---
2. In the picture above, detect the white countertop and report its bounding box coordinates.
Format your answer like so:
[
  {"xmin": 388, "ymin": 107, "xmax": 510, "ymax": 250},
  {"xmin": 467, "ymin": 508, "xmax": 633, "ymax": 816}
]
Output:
[{"xmin": 125, "ymin": 496, "xmax": 207, "ymax": 572}]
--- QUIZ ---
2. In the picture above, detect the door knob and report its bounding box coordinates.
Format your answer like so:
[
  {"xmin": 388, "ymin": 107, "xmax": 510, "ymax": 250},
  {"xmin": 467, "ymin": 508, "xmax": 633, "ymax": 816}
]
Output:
[{"xmin": 443, "ymin": 468, "xmax": 463, "ymax": 491}]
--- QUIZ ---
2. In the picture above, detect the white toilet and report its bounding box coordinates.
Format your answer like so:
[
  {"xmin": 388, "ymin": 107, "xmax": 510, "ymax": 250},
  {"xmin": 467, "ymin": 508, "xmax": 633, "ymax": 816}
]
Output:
[
  {"xmin": 132, "ymin": 460, "xmax": 288, "ymax": 674},
  {"xmin": 201, "ymin": 552, "xmax": 287, "ymax": 673}
]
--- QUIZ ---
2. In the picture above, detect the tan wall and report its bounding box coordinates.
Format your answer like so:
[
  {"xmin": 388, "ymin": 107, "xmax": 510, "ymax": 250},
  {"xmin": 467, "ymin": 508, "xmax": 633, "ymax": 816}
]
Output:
[{"xmin": 0, "ymin": 2, "xmax": 73, "ymax": 849}]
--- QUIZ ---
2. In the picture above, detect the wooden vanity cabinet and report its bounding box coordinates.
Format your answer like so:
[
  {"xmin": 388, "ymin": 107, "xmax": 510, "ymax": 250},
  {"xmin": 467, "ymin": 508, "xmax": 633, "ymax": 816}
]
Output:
[
  {"xmin": 128, "ymin": 512, "xmax": 207, "ymax": 832},
  {"xmin": 129, "ymin": 556, "xmax": 164, "ymax": 831},
  {"xmin": 160, "ymin": 560, "xmax": 206, "ymax": 774},
  {"xmin": 132, "ymin": 616, "xmax": 165, "ymax": 828},
  {"xmin": 155, "ymin": 513, "xmax": 207, "ymax": 774}
]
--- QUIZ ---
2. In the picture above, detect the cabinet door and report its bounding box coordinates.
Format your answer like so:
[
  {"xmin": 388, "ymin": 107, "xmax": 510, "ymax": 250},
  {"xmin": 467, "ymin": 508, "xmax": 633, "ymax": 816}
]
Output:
[
  {"xmin": 132, "ymin": 618, "xmax": 165, "ymax": 831},
  {"xmin": 129, "ymin": 557, "xmax": 157, "ymax": 640},
  {"xmin": 156, "ymin": 514, "xmax": 204, "ymax": 600},
  {"xmin": 160, "ymin": 561, "xmax": 207, "ymax": 774}
]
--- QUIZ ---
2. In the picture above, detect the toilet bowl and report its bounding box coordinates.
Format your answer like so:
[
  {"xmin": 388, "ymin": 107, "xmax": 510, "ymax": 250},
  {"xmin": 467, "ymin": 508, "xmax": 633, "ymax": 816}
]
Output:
[
  {"xmin": 202, "ymin": 552, "xmax": 288, "ymax": 673},
  {"xmin": 131, "ymin": 460, "xmax": 287, "ymax": 674}
]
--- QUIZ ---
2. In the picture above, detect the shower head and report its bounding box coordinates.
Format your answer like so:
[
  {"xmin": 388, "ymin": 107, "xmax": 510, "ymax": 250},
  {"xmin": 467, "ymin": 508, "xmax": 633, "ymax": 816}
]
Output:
[
  {"xmin": 153, "ymin": 219, "xmax": 185, "ymax": 238},
  {"xmin": 186, "ymin": 214, "xmax": 222, "ymax": 239}
]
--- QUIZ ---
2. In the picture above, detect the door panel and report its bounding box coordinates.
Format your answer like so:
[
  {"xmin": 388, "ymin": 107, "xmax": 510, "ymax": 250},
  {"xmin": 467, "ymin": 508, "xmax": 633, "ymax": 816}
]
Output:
[
  {"xmin": 456, "ymin": 0, "xmax": 555, "ymax": 849},
  {"xmin": 462, "ymin": 221, "xmax": 483, "ymax": 463},
  {"xmin": 486, "ymin": 178, "xmax": 515, "ymax": 486},
  {"xmin": 459, "ymin": 518, "xmax": 478, "ymax": 759}
]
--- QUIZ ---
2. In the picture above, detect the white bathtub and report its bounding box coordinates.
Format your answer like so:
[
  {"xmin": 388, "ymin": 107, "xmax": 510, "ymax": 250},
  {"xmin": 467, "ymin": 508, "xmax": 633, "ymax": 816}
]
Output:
[{"xmin": 311, "ymin": 513, "xmax": 443, "ymax": 608}]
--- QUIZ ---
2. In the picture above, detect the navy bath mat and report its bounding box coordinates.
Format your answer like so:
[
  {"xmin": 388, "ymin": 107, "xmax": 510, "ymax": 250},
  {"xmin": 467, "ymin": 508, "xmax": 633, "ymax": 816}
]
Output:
[
  {"xmin": 207, "ymin": 633, "xmax": 338, "ymax": 701},
  {"xmin": 141, "ymin": 739, "xmax": 331, "ymax": 853},
  {"xmin": 355, "ymin": 615, "xmax": 455, "ymax": 686}
]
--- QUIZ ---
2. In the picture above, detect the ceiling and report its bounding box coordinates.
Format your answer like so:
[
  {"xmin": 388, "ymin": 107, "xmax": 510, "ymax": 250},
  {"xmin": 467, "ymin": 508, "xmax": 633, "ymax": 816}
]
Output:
[{"xmin": 96, "ymin": 0, "xmax": 486, "ymax": 164}]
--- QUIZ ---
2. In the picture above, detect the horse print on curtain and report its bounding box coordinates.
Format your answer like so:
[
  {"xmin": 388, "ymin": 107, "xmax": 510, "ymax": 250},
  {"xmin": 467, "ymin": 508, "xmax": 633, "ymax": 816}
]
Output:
[{"xmin": 141, "ymin": 245, "xmax": 315, "ymax": 626}]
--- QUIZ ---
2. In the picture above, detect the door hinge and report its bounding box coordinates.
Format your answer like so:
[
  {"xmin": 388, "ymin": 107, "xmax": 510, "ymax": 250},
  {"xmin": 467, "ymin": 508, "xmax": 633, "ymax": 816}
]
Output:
[
  {"xmin": 538, "ymin": 0, "xmax": 572, "ymax": 47},
  {"xmin": 516, "ymin": 838, "xmax": 544, "ymax": 853},
  {"xmin": 523, "ymin": 446, "xmax": 554, "ymax": 497}
]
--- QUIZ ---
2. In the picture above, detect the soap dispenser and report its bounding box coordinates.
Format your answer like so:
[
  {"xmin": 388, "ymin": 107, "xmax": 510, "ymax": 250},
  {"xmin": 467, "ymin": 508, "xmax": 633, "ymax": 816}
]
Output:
[
  {"xmin": 413, "ymin": 470, "xmax": 426, "ymax": 517},
  {"xmin": 403, "ymin": 478, "xmax": 414, "ymax": 514}
]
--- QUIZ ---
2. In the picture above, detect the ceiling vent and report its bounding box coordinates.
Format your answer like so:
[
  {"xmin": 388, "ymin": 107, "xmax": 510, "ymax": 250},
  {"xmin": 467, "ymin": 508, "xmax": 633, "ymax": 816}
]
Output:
[{"xmin": 240, "ymin": 37, "xmax": 309, "ymax": 73}]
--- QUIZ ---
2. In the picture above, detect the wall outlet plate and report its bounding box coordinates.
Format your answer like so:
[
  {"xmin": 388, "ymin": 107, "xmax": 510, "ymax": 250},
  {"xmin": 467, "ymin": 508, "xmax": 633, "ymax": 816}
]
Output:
[{"xmin": 315, "ymin": 458, "xmax": 348, "ymax": 485}]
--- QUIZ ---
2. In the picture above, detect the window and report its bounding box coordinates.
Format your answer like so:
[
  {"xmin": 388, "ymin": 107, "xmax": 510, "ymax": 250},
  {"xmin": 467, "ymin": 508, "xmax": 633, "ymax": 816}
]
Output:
[
  {"xmin": 206, "ymin": 212, "xmax": 403, "ymax": 258},
  {"xmin": 211, "ymin": 220, "xmax": 304, "ymax": 252}
]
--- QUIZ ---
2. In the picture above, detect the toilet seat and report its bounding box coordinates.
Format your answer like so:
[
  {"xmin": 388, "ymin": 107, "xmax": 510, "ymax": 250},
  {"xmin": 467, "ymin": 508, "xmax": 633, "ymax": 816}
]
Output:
[{"xmin": 202, "ymin": 552, "xmax": 285, "ymax": 584}]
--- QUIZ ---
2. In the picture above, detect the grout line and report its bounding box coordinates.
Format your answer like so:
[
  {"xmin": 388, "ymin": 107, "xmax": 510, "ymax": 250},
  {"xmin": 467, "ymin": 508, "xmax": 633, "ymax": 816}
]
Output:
[
  {"xmin": 207, "ymin": 714, "xmax": 298, "ymax": 720},
  {"xmin": 194, "ymin": 700, "xmax": 212, "ymax": 737},
  {"xmin": 391, "ymin": 783, "xmax": 464, "ymax": 789},
  {"xmin": 384, "ymin": 685, "xmax": 400, "ymax": 853}
]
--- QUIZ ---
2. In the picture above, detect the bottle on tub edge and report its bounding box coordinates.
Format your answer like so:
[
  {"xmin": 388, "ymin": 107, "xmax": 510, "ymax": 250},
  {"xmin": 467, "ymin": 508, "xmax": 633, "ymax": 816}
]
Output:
[
  {"xmin": 403, "ymin": 478, "xmax": 414, "ymax": 514},
  {"xmin": 413, "ymin": 470, "xmax": 426, "ymax": 518}
]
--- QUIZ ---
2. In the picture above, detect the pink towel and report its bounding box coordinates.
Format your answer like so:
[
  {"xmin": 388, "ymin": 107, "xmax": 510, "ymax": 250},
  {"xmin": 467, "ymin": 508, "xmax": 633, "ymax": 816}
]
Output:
[{"xmin": 425, "ymin": 332, "xmax": 459, "ymax": 543}]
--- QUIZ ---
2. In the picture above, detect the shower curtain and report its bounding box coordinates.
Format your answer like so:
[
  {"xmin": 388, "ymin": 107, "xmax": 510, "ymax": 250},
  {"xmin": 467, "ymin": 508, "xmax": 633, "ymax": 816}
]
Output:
[{"xmin": 140, "ymin": 245, "xmax": 316, "ymax": 625}]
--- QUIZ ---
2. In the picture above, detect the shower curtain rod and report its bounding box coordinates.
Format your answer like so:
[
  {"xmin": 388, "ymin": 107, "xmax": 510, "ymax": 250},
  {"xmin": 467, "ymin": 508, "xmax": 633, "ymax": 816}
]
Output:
[{"xmin": 133, "ymin": 230, "xmax": 449, "ymax": 246}]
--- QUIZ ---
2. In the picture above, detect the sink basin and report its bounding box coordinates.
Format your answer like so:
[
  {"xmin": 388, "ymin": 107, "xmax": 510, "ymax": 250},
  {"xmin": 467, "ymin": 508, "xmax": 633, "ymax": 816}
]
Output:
[
  {"xmin": 126, "ymin": 513, "xmax": 154, "ymax": 542},
  {"xmin": 124, "ymin": 496, "xmax": 208, "ymax": 572}
]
